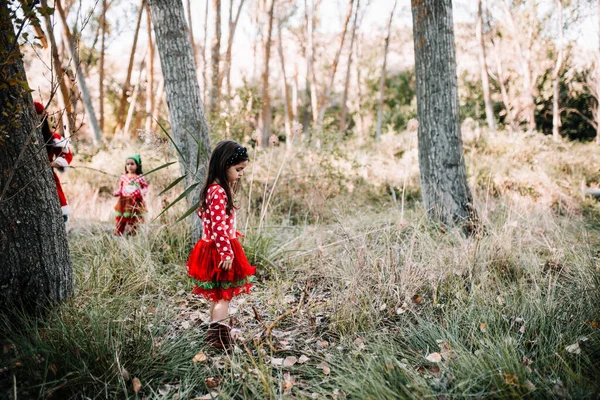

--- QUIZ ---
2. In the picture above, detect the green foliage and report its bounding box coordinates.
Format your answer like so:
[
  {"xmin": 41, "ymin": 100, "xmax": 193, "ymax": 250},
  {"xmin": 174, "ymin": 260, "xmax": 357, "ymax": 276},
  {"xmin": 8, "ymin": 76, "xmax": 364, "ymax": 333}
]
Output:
[{"xmin": 366, "ymin": 70, "xmax": 417, "ymax": 133}]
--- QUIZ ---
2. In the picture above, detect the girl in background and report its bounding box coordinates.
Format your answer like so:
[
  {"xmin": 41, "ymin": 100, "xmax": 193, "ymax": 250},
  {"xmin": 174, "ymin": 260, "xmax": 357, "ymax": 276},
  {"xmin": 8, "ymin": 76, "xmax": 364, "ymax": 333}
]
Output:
[{"xmin": 113, "ymin": 154, "xmax": 148, "ymax": 236}]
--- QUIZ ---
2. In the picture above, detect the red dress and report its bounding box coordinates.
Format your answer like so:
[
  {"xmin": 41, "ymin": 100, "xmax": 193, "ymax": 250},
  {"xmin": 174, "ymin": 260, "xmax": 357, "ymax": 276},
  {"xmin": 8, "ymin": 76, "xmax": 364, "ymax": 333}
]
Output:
[
  {"xmin": 186, "ymin": 184, "xmax": 256, "ymax": 301},
  {"xmin": 113, "ymin": 174, "xmax": 148, "ymax": 235},
  {"xmin": 48, "ymin": 133, "xmax": 73, "ymax": 218}
]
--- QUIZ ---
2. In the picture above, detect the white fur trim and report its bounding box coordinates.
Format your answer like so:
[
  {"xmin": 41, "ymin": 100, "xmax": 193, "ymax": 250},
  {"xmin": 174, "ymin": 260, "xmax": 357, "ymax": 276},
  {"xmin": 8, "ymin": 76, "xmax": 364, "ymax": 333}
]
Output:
[
  {"xmin": 61, "ymin": 205, "xmax": 70, "ymax": 216},
  {"xmin": 54, "ymin": 157, "xmax": 69, "ymax": 168},
  {"xmin": 52, "ymin": 137, "xmax": 69, "ymax": 148}
]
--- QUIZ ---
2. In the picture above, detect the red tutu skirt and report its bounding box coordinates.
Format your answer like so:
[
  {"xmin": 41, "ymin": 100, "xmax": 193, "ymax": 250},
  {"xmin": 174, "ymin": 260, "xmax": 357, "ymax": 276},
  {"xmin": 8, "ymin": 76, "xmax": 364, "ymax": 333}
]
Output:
[
  {"xmin": 186, "ymin": 238, "xmax": 256, "ymax": 302},
  {"xmin": 114, "ymin": 196, "xmax": 146, "ymax": 236}
]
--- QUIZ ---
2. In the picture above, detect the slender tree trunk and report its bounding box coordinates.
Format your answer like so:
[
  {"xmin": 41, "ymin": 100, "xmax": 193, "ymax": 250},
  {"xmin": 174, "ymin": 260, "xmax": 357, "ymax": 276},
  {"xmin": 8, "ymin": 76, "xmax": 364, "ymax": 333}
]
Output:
[
  {"xmin": 19, "ymin": 0, "xmax": 48, "ymax": 48},
  {"xmin": 202, "ymin": 0, "xmax": 209, "ymax": 104},
  {"xmin": 492, "ymin": 40, "xmax": 517, "ymax": 131},
  {"xmin": 186, "ymin": 0, "xmax": 199, "ymax": 68},
  {"xmin": 145, "ymin": 3, "xmax": 154, "ymax": 133},
  {"xmin": 0, "ymin": 0, "xmax": 72, "ymax": 309},
  {"xmin": 150, "ymin": 78, "xmax": 165, "ymax": 132},
  {"xmin": 411, "ymin": 0, "xmax": 475, "ymax": 227},
  {"xmin": 552, "ymin": 0, "xmax": 564, "ymax": 142},
  {"xmin": 258, "ymin": 0, "xmax": 276, "ymax": 147},
  {"xmin": 315, "ymin": 0, "xmax": 354, "ymax": 132},
  {"xmin": 209, "ymin": 0, "xmax": 222, "ymax": 115},
  {"xmin": 305, "ymin": 0, "xmax": 318, "ymax": 125},
  {"xmin": 114, "ymin": 0, "xmax": 145, "ymax": 134},
  {"xmin": 356, "ymin": 33, "xmax": 365, "ymax": 141},
  {"xmin": 224, "ymin": 0, "xmax": 246, "ymax": 108},
  {"xmin": 375, "ymin": 0, "xmax": 396, "ymax": 141},
  {"xmin": 340, "ymin": 0, "xmax": 360, "ymax": 134},
  {"xmin": 150, "ymin": 0, "xmax": 212, "ymax": 242},
  {"xmin": 292, "ymin": 64, "xmax": 299, "ymax": 122},
  {"xmin": 477, "ymin": 0, "xmax": 495, "ymax": 131},
  {"xmin": 40, "ymin": 0, "xmax": 73, "ymax": 137},
  {"xmin": 56, "ymin": 0, "xmax": 103, "ymax": 146},
  {"xmin": 124, "ymin": 58, "xmax": 146, "ymax": 138},
  {"xmin": 99, "ymin": 0, "xmax": 107, "ymax": 132},
  {"xmin": 277, "ymin": 19, "xmax": 293, "ymax": 147}
]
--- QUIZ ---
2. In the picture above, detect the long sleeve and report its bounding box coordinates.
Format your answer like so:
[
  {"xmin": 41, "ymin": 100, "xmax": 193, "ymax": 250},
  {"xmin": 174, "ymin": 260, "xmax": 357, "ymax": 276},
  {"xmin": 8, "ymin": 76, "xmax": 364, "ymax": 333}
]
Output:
[
  {"xmin": 50, "ymin": 133, "xmax": 72, "ymax": 169},
  {"xmin": 114, "ymin": 175, "xmax": 124, "ymax": 196},
  {"xmin": 137, "ymin": 176, "xmax": 148, "ymax": 196},
  {"xmin": 208, "ymin": 186, "xmax": 234, "ymax": 262}
]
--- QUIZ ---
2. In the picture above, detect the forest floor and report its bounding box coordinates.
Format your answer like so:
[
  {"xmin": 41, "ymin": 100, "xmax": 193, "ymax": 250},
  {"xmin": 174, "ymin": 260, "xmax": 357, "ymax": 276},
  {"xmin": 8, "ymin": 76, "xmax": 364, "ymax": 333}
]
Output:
[{"xmin": 1, "ymin": 129, "xmax": 600, "ymax": 399}]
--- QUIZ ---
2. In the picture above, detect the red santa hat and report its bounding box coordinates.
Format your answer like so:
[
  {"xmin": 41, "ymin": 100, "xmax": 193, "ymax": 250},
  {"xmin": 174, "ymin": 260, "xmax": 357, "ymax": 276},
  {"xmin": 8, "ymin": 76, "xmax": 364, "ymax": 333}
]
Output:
[{"xmin": 34, "ymin": 101, "xmax": 45, "ymax": 115}]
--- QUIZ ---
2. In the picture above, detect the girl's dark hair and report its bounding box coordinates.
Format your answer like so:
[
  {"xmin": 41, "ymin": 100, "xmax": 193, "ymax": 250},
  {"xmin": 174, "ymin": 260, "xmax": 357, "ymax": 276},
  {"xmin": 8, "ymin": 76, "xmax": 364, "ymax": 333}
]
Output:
[
  {"xmin": 124, "ymin": 158, "xmax": 143, "ymax": 174},
  {"xmin": 200, "ymin": 140, "xmax": 249, "ymax": 213},
  {"xmin": 41, "ymin": 117, "xmax": 53, "ymax": 156}
]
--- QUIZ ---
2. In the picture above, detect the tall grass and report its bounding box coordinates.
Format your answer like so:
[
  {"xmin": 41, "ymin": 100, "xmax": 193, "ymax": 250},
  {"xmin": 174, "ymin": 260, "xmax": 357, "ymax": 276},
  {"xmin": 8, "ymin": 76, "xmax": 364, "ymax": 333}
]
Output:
[{"xmin": 1, "ymin": 130, "xmax": 600, "ymax": 398}]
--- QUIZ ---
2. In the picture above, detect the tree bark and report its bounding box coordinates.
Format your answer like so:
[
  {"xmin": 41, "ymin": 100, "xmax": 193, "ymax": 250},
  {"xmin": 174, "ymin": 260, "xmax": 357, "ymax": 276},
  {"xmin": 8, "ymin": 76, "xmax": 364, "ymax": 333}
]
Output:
[
  {"xmin": 145, "ymin": 3, "xmax": 154, "ymax": 133},
  {"xmin": 209, "ymin": 0, "xmax": 222, "ymax": 115},
  {"xmin": 277, "ymin": 18, "xmax": 293, "ymax": 147},
  {"xmin": 315, "ymin": 0, "xmax": 354, "ymax": 133},
  {"xmin": 150, "ymin": 0, "xmax": 212, "ymax": 242},
  {"xmin": 491, "ymin": 39, "xmax": 517, "ymax": 131},
  {"xmin": 56, "ymin": 0, "xmax": 103, "ymax": 146},
  {"xmin": 597, "ymin": 0, "xmax": 600, "ymax": 144},
  {"xmin": 375, "ymin": 0, "xmax": 396, "ymax": 141},
  {"xmin": 114, "ymin": 0, "xmax": 145, "ymax": 135},
  {"xmin": 258, "ymin": 0, "xmax": 276, "ymax": 147},
  {"xmin": 124, "ymin": 57, "xmax": 146, "ymax": 138},
  {"xmin": 19, "ymin": 0, "xmax": 48, "ymax": 49},
  {"xmin": 150, "ymin": 78, "xmax": 164, "ymax": 132},
  {"xmin": 186, "ymin": 0, "xmax": 199, "ymax": 68},
  {"xmin": 340, "ymin": 0, "xmax": 360, "ymax": 134},
  {"xmin": 99, "ymin": 0, "xmax": 107, "ymax": 132},
  {"xmin": 0, "ymin": 0, "xmax": 72, "ymax": 309},
  {"xmin": 411, "ymin": 0, "xmax": 475, "ymax": 227},
  {"xmin": 224, "ymin": 0, "xmax": 246, "ymax": 109},
  {"xmin": 477, "ymin": 0, "xmax": 495, "ymax": 131},
  {"xmin": 305, "ymin": 0, "xmax": 318, "ymax": 125},
  {"xmin": 202, "ymin": 0, "xmax": 209, "ymax": 105},
  {"xmin": 552, "ymin": 0, "xmax": 564, "ymax": 142}
]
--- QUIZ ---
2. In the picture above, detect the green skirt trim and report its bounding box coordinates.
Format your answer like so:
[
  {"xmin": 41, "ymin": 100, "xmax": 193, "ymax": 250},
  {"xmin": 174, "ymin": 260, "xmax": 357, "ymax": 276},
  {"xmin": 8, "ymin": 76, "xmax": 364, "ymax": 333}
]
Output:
[
  {"xmin": 114, "ymin": 211, "xmax": 145, "ymax": 218},
  {"xmin": 191, "ymin": 275, "xmax": 255, "ymax": 290}
]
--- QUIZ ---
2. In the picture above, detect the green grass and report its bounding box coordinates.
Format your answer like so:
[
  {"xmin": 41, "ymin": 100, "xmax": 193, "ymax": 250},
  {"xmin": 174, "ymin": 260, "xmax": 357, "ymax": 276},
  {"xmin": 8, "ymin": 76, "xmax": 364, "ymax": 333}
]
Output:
[{"xmin": 2, "ymin": 130, "xmax": 600, "ymax": 398}]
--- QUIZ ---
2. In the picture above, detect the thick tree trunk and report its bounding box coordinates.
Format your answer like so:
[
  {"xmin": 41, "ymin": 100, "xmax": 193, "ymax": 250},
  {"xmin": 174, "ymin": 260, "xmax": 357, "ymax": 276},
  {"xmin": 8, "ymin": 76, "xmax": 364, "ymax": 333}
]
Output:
[
  {"xmin": 340, "ymin": 0, "xmax": 360, "ymax": 134},
  {"xmin": 99, "ymin": 0, "xmax": 107, "ymax": 132},
  {"xmin": 597, "ymin": 0, "xmax": 600, "ymax": 144},
  {"xmin": 258, "ymin": 0, "xmax": 276, "ymax": 147},
  {"xmin": 114, "ymin": 0, "xmax": 145, "ymax": 135},
  {"xmin": 315, "ymin": 0, "xmax": 354, "ymax": 133},
  {"xmin": 224, "ymin": 0, "xmax": 246, "ymax": 108},
  {"xmin": 145, "ymin": 3, "xmax": 154, "ymax": 133},
  {"xmin": 56, "ymin": 0, "xmax": 103, "ymax": 146},
  {"xmin": 477, "ymin": 0, "xmax": 495, "ymax": 131},
  {"xmin": 150, "ymin": 0, "xmax": 212, "ymax": 242},
  {"xmin": 552, "ymin": 0, "xmax": 564, "ymax": 142},
  {"xmin": 411, "ymin": 0, "xmax": 475, "ymax": 227},
  {"xmin": 209, "ymin": 0, "xmax": 222, "ymax": 115},
  {"xmin": 150, "ymin": 78, "xmax": 164, "ymax": 132},
  {"xmin": 375, "ymin": 0, "xmax": 396, "ymax": 141},
  {"xmin": 0, "ymin": 0, "xmax": 72, "ymax": 309},
  {"xmin": 277, "ymin": 19, "xmax": 293, "ymax": 147}
]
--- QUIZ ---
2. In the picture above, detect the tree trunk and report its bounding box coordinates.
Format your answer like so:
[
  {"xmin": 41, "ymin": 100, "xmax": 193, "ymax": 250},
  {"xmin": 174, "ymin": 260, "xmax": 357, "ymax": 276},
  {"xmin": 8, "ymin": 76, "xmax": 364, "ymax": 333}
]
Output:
[
  {"xmin": 315, "ymin": 0, "xmax": 354, "ymax": 133},
  {"xmin": 56, "ymin": 0, "xmax": 103, "ymax": 146},
  {"xmin": 356, "ymin": 33, "xmax": 365, "ymax": 141},
  {"xmin": 375, "ymin": 0, "xmax": 396, "ymax": 141},
  {"xmin": 99, "ymin": 0, "xmax": 107, "ymax": 132},
  {"xmin": 150, "ymin": 0, "xmax": 212, "ymax": 242},
  {"xmin": 209, "ymin": 0, "xmax": 222, "ymax": 115},
  {"xmin": 124, "ymin": 58, "xmax": 146, "ymax": 138},
  {"xmin": 340, "ymin": 0, "xmax": 360, "ymax": 134},
  {"xmin": 477, "ymin": 0, "xmax": 495, "ymax": 131},
  {"xmin": 277, "ymin": 19, "xmax": 293, "ymax": 147},
  {"xmin": 0, "ymin": 0, "xmax": 72, "ymax": 309},
  {"xmin": 224, "ymin": 0, "xmax": 246, "ymax": 109},
  {"xmin": 411, "ymin": 0, "xmax": 475, "ymax": 227},
  {"xmin": 19, "ymin": 0, "xmax": 48, "ymax": 49},
  {"xmin": 305, "ymin": 0, "xmax": 318, "ymax": 125},
  {"xmin": 40, "ymin": 0, "xmax": 73, "ymax": 138},
  {"xmin": 597, "ymin": 0, "xmax": 600, "ymax": 144},
  {"xmin": 145, "ymin": 3, "xmax": 154, "ymax": 133},
  {"xmin": 258, "ymin": 0, "xmax": 276, "ymax": 147},
  {"xmin": 186, "ymin": 0, "xmax": 199, "ymax": 68},
  {"xmin": 491, "ymin": 39, "xmax": 517, "ymax": 131},
  {"xmin": 114, "ymin": 0, "xmax": 145, "ymax": 135},
  {"xmin": 202, "ymin": 0, "xmax": 209, "ymax": 105},
  {"xmin": 150, "ymin": 78, "xmax": 165, "ymax": 132},
  {"xmin": 552, "ymin": 0, "xmax": 564, "ymax": 142}
]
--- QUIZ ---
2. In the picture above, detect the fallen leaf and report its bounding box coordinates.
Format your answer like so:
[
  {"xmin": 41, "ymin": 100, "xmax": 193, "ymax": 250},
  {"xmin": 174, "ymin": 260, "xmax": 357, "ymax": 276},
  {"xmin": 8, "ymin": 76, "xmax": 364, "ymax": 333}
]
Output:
[
  {"xmin": 193, "ymin": 351, "xmax": 208, "ymax": 363},
  {"xmin": 317, "ymin": 362, "xmax": 331, "ymax": 375},
  {"xmin": 565, "ymin": 342, "xmax": 581, "ymax": 354},
  {"xmin": 121, "ymin": 368, "xmax": 131, "ymax": 381},
  {"xmin": 479, "ymin": 323, "xmax": 487, "ymax": 333},
  {"xmin": 317, "ymin": 340, "xmax": 329, "ymax": 348},
  {"xmin": 519, "ymin": 325, "xmax": 526, "ymax": 334},
  {"xmin": 412, "ymin": 294, "xmax": 422, "ymax": 305},
  {"xmin": 379, "ymin": 303, "xmax": 387, "ymax": 311},
  {"xmin": 283, "ymin": 356, "xmax": 297, "ymax": 367},
  {"xmin": 525, "ymin": 380, "xmax": 536, "ymax": 391},
  {"xmin": 503, "ymin": 371, "xmax": 518, "ymax": 386},
  {"xmin": 196, "ymin": 392, "xmax": 219, "ymax": 400},
  {"xmin": 132, "ymin": 377, "xmax": 142, "ymax": 393},
  {"xmin": 425, "ymin": 352, "xmax": 442, "ymax": 363},
  {"xmin": 49, "ymin": 364, "xmax": 57, "ymax": 375},
  {"xmin": 205, "ymin": 377, "xmax": 222, "ymax": 388},
  {"xmin": 181, "ymin": 321, "xmax": 191, "ymax": 329},
  {"xmin": 282, "ymin": 372, "xmax": 295, "ymax": 394},
  {"xmin": 298, "ymin": 355, "xmax": 310, "ymax": 364},
  {"xmin": 271, "ymin": 357, "xmax": 284, "ymax": 366},
  {"xmin": 590, "ymin": 320, "xmax": 599, "ymax": 330}
]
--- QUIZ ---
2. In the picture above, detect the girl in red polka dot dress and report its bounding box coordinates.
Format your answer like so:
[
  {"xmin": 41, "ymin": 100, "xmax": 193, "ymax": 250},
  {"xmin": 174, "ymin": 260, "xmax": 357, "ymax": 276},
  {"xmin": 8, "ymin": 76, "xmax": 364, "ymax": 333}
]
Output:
[{"xmin": 186, "ymin": 140, "xmax": 256, "ymax": 349}]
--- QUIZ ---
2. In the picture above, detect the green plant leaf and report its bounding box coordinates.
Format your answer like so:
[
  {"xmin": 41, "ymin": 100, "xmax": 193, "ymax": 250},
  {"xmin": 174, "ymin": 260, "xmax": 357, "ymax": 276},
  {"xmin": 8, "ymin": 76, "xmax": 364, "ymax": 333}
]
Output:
[
  {"xmin": 143, "ymin": 161, "xmax": 176, "ymax": 177},
  {"xmin": 173, "ymin": 200, "xmax": 201, "ymax": 225},
  {"xmin": 158, "ymin": 174, "xmax": 186, "ymax": 196},
  {"xmin": 153, "ymin": 182, "xmax": 199, "ymax": 221},
  {"xmin": 155, "ymin": 119, "xmax": 186, "ymax": 164}
]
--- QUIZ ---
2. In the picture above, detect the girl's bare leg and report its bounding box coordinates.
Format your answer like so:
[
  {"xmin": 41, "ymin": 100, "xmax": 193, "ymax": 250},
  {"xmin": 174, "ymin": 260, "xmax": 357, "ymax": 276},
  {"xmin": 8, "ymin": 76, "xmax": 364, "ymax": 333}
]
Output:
[
  {"xmin": 212, "ymin": 300, "xmax": 230, "ymax": 323},
  {"xmin": 209, "ymin": 302, "xmax": 216, "ymax": 321}
]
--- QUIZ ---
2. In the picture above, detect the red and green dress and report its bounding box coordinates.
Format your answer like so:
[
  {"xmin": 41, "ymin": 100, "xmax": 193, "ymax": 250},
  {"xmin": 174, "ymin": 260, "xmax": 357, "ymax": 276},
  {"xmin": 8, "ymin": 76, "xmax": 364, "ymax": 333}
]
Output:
[
  {"xmin": 186, "ymin": 184, "xmax": 256, "ymax": 301},
  {"xmin": 48, "ymin": 132, "xmax": 73, "ymax": 220},
  {"xmin": 113, "ymin": 174, "xmax": 148, "ymax": 235}
]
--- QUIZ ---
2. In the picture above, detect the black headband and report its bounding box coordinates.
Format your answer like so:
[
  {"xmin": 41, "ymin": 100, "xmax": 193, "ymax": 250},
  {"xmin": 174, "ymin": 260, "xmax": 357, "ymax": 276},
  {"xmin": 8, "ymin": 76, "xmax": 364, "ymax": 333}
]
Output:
[{"xmin": 226, "ymin": 146, "xmax": 249, "ymax": 166}]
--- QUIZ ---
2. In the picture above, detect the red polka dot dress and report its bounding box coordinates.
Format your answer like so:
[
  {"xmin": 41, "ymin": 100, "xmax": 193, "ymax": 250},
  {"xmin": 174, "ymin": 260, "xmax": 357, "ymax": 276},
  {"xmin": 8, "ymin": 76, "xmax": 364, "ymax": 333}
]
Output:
[{"xmin": 186, "ymin": 184, "xmax": 256, "ymax": 301}]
